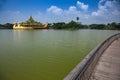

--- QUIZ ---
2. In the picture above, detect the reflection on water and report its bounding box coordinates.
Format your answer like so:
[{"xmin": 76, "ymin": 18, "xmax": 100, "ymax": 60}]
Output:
[
  {"xmin": 13, "ymin": 30, "xmax": 23, "ymax": 42},
  {"xmin": 0, "ymin": 29, "xmax": 119, "ymax": 80}
]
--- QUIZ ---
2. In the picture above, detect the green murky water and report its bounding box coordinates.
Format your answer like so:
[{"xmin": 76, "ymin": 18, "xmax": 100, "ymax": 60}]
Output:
[{"xmin": 0, "ymin": 29, "xmax": 119, "ymax": 80}]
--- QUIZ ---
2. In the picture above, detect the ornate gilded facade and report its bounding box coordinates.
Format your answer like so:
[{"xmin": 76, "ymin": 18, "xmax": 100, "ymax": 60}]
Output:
[{"xmin": 13, "ymin": 16, "xmax": 48, "ymax": 29}]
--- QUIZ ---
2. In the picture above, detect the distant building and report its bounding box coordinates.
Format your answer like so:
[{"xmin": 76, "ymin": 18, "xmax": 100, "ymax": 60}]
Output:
[{"xmin": 13, "ymin": 16, "xmax": 48, "ymax": 30}]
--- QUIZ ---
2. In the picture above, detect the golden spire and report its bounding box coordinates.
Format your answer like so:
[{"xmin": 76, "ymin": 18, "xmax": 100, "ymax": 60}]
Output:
[{"xmin": 26, "ymin": 16, "xmax": 35, "ymax": 23}]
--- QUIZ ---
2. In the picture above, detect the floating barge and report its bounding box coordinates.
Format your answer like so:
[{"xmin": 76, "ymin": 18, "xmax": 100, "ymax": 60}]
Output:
[{"xmin": 13, "ymin": 16, "xmax": 48, "ymax": 30}]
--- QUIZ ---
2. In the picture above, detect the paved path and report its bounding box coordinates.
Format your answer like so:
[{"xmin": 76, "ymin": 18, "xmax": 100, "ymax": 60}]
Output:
[{"xmin": 90, "ymin": 38, "xmax": 120, "ymax": 80}]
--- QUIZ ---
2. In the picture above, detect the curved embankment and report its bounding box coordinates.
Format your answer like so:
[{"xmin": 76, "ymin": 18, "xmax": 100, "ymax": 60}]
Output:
[{"xmin": 64, "ymin": 33, "xmax": 120, "ymax": 80}]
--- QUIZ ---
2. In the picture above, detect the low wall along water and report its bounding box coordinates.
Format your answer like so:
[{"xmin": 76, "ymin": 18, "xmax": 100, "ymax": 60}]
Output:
[{"xmin": 64, "ymin": 33, "xmax": 120, "ymax": 80}]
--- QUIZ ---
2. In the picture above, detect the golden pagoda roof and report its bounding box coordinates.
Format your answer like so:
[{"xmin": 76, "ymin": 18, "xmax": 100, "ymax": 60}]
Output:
[{"xmin": 26, "ymin": 16, "xmax": 36, "ymax": 23}]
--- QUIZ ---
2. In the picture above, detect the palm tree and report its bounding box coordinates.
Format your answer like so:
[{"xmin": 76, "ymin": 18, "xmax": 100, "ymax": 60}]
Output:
[{"xmin": 76, "ymin": 17, "xmax": 79, "ymax": 22}]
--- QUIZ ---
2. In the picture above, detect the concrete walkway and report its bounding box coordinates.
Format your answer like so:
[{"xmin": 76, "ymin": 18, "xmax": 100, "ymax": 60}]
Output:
[{"xmin": 90, "ymin": 38, "xmax": 120, "ymax": 80}]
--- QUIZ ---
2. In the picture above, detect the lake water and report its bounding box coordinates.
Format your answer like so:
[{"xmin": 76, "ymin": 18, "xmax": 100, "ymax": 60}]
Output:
[{"xmin": 0, "ymin": 29, "xmax": 119, "ymax": 80}]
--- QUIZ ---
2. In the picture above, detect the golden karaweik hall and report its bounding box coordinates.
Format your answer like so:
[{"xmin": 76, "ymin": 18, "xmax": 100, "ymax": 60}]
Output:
[{"xmin": 13, "ymin": 16, "xmax": 48, "ymax": 30}]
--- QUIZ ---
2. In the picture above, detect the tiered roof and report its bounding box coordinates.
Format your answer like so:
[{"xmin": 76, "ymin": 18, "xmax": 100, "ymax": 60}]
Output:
[{"xmin": 20, "ymin": 16, "xmax": 43, "ymax": 27}]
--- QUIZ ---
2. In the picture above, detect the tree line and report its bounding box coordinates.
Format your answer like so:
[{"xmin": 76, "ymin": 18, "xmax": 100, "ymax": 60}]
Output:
[
  {"xmin": 89, "ymin": 22, "xmax": 120, "ymax": 30},
  {"xmin": 48, "ymin": 21, "xmax": 120, "ymax": 30},
  {"xmin": 48, "ymin": 21, "xmax": 87, "ymax": 30},
  {"xmin": 0, "ymin": 23, "xmax": 13, "ymax": 29},
  {"xmin": 0, "ymin": 21, "xmax": 120, "ymax": 30}
]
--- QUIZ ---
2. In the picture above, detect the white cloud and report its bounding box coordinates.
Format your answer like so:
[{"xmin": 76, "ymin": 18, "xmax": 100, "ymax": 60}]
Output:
[
  {"xmin": 105, "ymin": 1, "xmax": 112, "ymax": 7},
  {"xmin": 77, "ymin": 1, "xmax": 89, "ymax": 11},
  {"xmin": 65, "ymin": 6, "xmax": 80, "ymax": 15},
  {"xmin": 47, "ymin": 5, "xmax": 78, "ymax": 16},
  {"xmin": 46, "ymin": 5, "xmax": 81, "ymax": 23},
  {"xmin": 92, "ymin": 12, "xmax": 99, "ymax": 16},
  {"xmin": 47, "ymin": 6, "xmax": 63, "ymax": 15},
  {"xmin": 69, "ymin": 6, "xmax": 77, "ymax": 11},
  {"xmin": 0, "ymin": 0, "xmax": 119, "ymax": 24},
  {"xmin": 44, "ymin": 0, "xmax": 120, "ymax": 24},
  {"xmin": 99, "ymin": 0, "xmax": 106, "ymax": 4},
  {"xmin": 92, "ymin": 0, "xmax": 120, "ymax": 16},
  {"xmin": 91, "ymin": 0, "xmax": 120, "ymax": 23}
]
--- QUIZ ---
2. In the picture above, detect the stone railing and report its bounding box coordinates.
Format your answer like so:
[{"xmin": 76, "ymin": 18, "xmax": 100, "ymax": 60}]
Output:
[{"xmin": 64, "ymin": 33, "xmax": 120, "ymax": 80}]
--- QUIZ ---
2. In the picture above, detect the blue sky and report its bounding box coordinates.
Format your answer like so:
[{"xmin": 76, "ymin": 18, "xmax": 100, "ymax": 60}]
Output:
[{"xmin": 0, "ymin": 0, "xmax": 120, "ymax": 24}]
